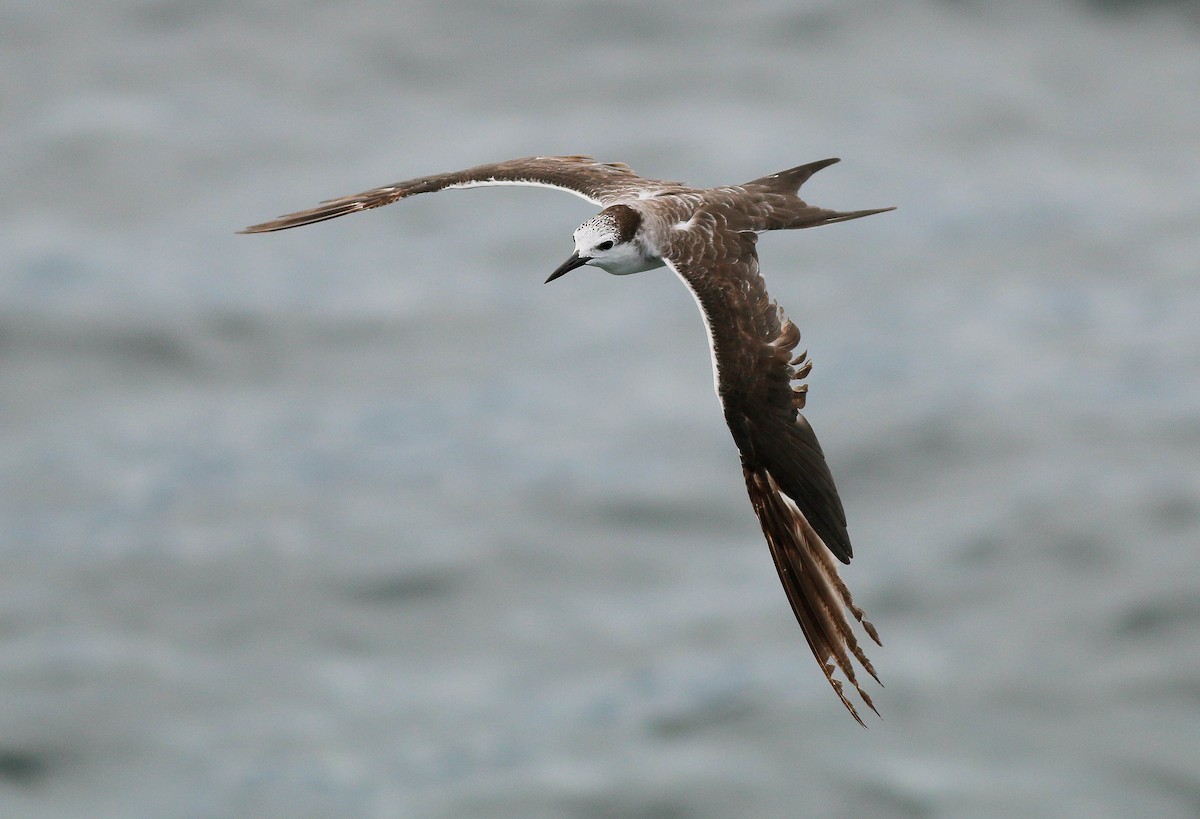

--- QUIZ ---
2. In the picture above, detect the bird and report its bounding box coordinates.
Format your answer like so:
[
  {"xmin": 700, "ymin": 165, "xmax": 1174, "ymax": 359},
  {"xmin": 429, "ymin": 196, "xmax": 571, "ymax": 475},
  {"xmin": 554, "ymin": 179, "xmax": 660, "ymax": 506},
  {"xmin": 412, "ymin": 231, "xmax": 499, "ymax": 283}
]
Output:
[{"xmin": 241, "ymin": 155, "xmax": 894, "ymax": 724}]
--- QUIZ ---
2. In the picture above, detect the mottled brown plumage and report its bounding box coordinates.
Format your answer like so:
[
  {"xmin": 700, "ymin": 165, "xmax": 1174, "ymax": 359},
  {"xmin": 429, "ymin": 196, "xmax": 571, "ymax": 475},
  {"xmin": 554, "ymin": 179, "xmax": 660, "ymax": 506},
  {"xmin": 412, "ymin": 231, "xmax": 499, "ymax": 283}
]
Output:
[
  {"xmin": 240, "ymin": 156, "xmax": 684, "ymax": 233},
  {"xmin": 241, "ymin": 155, "xmax": 894, "ymax": 723}
]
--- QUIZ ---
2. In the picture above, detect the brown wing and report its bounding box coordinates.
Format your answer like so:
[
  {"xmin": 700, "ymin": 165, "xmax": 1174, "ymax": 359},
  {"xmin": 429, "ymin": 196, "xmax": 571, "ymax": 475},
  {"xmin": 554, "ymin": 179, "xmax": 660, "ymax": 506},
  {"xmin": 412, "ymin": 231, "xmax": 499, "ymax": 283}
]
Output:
[
  {"xmin": 663, "ymin": 219, "xmax": 881, "ymax": 724},
  {"xmin": 240, "ymin": 155, "xmax": 683, "ymax": 233}
]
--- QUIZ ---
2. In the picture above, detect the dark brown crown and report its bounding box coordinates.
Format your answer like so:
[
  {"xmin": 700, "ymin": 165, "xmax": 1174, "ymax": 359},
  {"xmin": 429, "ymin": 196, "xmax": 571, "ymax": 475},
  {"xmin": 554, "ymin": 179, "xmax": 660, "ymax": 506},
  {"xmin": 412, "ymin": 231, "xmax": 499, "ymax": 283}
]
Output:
[{"xmin": 601, "ymin": 204, "xmax": 642, "ymax": 243}]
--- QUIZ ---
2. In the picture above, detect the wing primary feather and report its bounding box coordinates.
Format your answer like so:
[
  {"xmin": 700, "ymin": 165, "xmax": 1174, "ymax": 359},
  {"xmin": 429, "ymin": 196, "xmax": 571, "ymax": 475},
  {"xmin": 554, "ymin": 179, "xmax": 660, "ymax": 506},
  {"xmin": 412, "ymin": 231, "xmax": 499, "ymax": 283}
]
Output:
[{"xmin": 744, "ymin": 467, "xmax": 882, "ymax": 725}]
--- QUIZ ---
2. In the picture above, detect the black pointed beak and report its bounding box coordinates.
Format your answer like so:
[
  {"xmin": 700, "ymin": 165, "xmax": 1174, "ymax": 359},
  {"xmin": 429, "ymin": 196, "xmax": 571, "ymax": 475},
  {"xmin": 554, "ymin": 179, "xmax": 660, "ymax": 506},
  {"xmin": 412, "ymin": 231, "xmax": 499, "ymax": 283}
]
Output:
[{"xmin": 545, "ymin": 252, "xmax": 590, "ymax": 284}]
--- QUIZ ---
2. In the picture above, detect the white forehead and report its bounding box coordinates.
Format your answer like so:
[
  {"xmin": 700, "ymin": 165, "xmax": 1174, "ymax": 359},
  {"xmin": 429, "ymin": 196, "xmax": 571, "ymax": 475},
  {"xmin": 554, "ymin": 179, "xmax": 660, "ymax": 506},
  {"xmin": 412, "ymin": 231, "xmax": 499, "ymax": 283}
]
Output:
[{"xmin": 573, "ymin": 215, "xmax": 617, "ymax": 246}]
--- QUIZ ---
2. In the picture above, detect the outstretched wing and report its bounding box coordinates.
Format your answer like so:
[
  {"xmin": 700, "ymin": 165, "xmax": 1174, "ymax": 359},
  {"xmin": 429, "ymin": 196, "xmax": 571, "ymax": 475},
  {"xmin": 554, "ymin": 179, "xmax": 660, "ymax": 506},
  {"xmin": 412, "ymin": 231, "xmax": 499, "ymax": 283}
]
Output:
[
  {"xmin": 663, "ymin": 219, "xmax": 882, "ymax": 724},
  {"xmin": 240, "ymin": 155, "xmax": 683, "ymax": 233}
]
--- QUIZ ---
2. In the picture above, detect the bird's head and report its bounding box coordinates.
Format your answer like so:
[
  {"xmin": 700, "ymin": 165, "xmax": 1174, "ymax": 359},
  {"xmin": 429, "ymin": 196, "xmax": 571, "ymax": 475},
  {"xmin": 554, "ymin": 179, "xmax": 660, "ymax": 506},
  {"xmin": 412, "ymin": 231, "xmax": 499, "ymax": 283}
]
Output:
[{"xmin": 546, "ymin": 204, "xmax": 656, "ymax": 282}]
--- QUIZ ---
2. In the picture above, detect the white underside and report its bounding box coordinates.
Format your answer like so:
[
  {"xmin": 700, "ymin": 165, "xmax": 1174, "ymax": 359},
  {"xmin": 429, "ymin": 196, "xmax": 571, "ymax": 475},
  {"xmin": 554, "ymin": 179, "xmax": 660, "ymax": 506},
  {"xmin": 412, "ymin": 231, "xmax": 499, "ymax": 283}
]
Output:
[
  {"xmin": 664, "ymin": 259, "xmax": 721, "ymax": 401},
  {"xmin": 443, "ymin": 178, "xmax": 604, "ymax": 205}
]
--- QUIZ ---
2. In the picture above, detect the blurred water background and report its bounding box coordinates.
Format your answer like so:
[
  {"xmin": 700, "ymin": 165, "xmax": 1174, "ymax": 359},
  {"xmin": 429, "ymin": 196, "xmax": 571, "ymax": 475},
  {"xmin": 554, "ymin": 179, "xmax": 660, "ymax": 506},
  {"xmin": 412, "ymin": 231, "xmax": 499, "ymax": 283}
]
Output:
[{"xmin": 2, "ymin": 0, "xmax": 1199, "ymax": 816}]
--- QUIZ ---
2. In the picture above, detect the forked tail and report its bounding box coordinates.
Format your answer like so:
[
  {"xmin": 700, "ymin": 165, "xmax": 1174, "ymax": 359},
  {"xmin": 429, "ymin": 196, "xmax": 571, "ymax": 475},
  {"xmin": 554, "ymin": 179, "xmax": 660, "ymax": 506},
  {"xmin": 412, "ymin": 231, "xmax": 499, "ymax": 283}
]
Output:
[{"xmin": 742, "ymin": 158, "xmax": 895, "ymax": 231}]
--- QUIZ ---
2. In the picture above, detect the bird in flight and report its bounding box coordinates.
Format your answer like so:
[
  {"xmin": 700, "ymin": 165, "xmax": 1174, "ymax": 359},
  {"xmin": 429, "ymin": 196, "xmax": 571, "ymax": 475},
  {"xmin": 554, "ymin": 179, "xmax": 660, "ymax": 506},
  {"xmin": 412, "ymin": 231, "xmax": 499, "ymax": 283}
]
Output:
[{"xmin": 242, "ymin": 155, "xmax": 893, "ymax": 723}]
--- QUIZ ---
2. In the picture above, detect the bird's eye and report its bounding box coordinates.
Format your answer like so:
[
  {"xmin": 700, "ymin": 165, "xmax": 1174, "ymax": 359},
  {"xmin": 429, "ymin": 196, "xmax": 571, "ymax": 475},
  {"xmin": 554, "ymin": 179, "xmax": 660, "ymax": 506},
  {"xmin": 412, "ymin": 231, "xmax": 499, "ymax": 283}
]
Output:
[{"xmin": 596, "ymin": 240, "xmax": 614, "ymax": 251}]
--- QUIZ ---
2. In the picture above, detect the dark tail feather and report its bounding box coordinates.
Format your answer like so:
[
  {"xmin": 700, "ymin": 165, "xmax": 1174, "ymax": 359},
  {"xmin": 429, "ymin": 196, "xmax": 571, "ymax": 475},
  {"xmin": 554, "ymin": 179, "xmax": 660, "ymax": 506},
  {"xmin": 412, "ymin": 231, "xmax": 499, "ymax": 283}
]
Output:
[
  {"xmin": 796, "ymin": 206, "xmax": 896, "ymax": 228},
  {"xmin": 743, "ymin": 157, "xmax": 844, "ymax": 193},
  {"xmin": 743, "ymin": 466, "xmax": 882, "ymax": 725},
  {"xmin": 767, "ymin": 203, "xmax": 894, "ymax": 232},
  {"xmin": 743, "ymin": 158, "xmax": 895, "ymax": 231}
]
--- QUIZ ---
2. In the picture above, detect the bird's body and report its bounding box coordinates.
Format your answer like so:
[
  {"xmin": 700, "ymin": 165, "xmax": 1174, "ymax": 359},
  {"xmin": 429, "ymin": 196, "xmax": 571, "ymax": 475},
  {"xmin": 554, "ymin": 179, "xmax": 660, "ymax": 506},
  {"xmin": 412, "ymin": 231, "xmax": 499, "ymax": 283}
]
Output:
[{"xmin": 243, "ymin": 155, "xmax": 894, "ymax": 724}]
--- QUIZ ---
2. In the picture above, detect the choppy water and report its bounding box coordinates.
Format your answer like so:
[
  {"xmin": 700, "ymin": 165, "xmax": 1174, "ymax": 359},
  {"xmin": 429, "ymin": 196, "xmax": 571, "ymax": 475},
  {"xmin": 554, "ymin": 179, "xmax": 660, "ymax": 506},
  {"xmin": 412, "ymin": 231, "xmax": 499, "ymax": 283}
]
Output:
[{"xmin": 2, "ymin": 1, "xmax": 1199, "ymax": 816}]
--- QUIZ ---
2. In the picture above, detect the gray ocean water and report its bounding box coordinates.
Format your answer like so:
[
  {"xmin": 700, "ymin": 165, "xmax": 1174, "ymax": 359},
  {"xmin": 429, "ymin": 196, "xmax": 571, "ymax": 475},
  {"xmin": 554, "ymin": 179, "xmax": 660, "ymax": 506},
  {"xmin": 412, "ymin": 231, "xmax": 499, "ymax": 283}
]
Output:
[{"xmin": 3, "ymin": 1, "xmax": 1199, "ymax": 816}]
